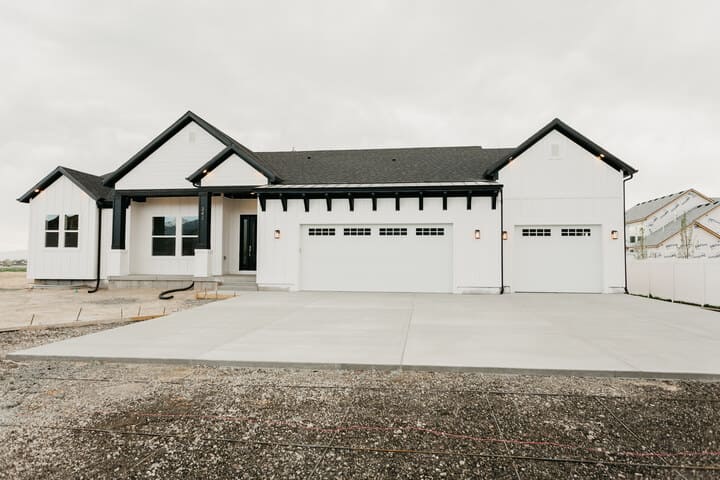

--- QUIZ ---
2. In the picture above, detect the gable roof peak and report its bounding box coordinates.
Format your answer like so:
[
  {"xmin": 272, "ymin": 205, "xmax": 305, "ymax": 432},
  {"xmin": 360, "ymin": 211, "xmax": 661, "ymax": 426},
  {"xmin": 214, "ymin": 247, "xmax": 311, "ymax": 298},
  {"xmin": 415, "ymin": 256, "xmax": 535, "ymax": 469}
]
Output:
[
  {"xmin": 484, "ymin": 117, "xmax": 637, "ymax": 179},
  {"xmin": 103, "ymin": 110, "xmax": 279, "ymax": 187}
]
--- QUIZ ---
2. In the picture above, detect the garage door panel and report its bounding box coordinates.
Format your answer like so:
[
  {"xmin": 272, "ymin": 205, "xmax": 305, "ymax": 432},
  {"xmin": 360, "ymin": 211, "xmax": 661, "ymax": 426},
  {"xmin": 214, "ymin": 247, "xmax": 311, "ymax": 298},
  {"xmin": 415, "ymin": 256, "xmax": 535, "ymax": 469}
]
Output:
[
  {"xmin": 513, "ymin": 225, "xmax": 602, "ymax": 293},
  {"xmin": 300, "ymin": 224, "xmax": 452, "ymax": 293}
]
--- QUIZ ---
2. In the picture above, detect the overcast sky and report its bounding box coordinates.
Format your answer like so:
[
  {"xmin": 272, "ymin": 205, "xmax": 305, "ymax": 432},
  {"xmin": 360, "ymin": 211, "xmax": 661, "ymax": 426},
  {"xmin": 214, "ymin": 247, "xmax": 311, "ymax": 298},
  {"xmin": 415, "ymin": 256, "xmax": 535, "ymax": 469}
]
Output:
[{"xmin": 1, "ymin": 1, "xmax": 719, "ymax": 253}]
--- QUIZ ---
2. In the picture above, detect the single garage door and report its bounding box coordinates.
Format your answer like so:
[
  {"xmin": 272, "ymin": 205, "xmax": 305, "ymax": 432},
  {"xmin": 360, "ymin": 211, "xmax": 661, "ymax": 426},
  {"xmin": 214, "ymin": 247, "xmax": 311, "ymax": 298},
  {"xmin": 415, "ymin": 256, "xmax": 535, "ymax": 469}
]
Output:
[
  {"xmin": 513, "ymin": 225, "xmax": 602, "ymax": 293},
  {"xmin": 300, "ymin": 224, "xmax": 453, "ymax": 293}
]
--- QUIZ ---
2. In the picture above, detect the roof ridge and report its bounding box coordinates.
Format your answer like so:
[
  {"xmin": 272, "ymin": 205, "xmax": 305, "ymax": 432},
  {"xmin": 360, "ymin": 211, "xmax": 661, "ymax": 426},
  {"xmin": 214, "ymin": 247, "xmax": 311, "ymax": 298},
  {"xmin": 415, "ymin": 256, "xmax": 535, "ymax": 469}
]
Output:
[{"xmin": 255, "ymin": 145, "xmax": 514, "ymax": 154}]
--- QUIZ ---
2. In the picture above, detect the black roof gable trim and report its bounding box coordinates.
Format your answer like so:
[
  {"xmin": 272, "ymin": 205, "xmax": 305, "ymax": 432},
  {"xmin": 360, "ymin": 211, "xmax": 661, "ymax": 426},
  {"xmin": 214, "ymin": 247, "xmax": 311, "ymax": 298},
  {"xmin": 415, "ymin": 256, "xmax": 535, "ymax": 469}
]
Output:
[
  {"xmin": 17, "ymin": 166, "xmax": 112, "ymax": 204},
  {"xmin": 103, "ymin": 111, "xmax": 278, "ymax": 187},
  {"xmin": 483, "ymin": 118, "xmax": 638, "ymax": 179},
  {"xmin": 186, "ymin": 143, "xmax": 279, "ymax": 185}
]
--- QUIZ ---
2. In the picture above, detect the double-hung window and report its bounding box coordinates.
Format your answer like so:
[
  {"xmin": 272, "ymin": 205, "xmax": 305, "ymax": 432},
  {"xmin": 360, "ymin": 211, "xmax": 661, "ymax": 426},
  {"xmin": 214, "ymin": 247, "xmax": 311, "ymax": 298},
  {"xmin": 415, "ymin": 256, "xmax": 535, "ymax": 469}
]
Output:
[
  {"xmin": 64, "ymin": 215, "xmax": 79, "ymax": 247},
  {"xmin": 45, "ymin": 215, "xmax": 60, "ymax": 247},
  {"xmin": 152, "ymin": 216, "xmax": 176, "ymax": 256},
  {"xmin": 152, "ymin": 216, "xmax": 198, "ymax": 257},
  {"xmin": 181, "ymin": 216, "xmax": 199, "ymax": 256}
]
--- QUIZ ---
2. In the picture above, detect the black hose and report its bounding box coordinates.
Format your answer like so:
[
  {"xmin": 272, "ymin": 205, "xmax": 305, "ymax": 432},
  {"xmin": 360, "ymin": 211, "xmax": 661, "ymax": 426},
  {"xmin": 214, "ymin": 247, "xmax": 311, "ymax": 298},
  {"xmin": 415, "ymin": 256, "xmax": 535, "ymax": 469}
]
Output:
[
  {"xmin": 88, "ymin": 205, "xmax": 103, "ymax": 294},
  {"xmin": 159, "ymin": 282, "xmax": 195, "ymax": 300}
]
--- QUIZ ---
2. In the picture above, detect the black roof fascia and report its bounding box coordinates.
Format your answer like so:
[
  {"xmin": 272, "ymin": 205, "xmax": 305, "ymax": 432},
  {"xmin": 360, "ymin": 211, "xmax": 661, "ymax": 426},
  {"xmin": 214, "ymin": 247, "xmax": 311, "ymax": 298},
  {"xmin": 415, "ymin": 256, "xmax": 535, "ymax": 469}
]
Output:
[
  {"xmin": 103, "ymin": 111, "xmax": 277, "ymax": 187},
  {"xmin": 483, "ymin": 118, "xmax": 638, "ymax": 179},
  {"xmin": 254, "ymin": 183, "xmax": 502, "ymax": 200},
  {"xmin": 186, "ymin": 144, "xmax": 279, "ymax": 185},
  {"xmin": 17, "ymin": 166, "xmax": 109, "ymax": 203},
  {"xmin": 115, "ymin": 188, "xmax": 202, "ymax": 198}
]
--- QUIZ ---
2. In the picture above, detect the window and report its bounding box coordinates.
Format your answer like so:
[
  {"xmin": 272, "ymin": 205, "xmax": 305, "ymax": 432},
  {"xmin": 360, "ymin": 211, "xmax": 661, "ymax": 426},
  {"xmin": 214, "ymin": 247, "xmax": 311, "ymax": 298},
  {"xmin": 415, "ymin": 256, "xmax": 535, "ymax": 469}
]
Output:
[
  {"xmin": 64, "ymin": 215, "xmax": 79, "ymax": 248},
  {"xmin": 152, "ymin": 216, "xmax": 176, "ymax": 256},
  {"xmin": 416, "ymin": 227, "xmax": 444, "ymax": 236},
  {"xmin": 379, "ymin": 227, "xmax": 407, "ymax": 236},
  {"xmin": 181, "ymin": 216, "xmax": 199, "ymax": 256},
  {"xmin": 343, "ymin": 227, "xmax": 371, "ymax": 236},
  {"xmin": 45, "ymin": 215, "xmax": 59, "ymax": 247},
  {"xmin": 629, "ymin": 236, "xmax": 636, "ymax": 243},
  {"xmin": 522, "ymin": 228, "xmax": 551, "ymax": 237},
  {"xmin": 308, "ymin": 228, "xmax": 335, "ymax": 236},
  {"xmin": 561, "ymin": 228, "xmax": 591, "ymax": 237}
]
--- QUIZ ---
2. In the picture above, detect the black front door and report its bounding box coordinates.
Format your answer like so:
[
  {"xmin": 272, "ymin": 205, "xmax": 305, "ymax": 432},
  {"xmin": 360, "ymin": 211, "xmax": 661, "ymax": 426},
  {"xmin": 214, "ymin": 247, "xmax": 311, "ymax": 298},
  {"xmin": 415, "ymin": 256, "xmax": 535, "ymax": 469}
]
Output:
[{"xmin": 239, "ymin": 215, "xmax": 257, "ymax": 270}]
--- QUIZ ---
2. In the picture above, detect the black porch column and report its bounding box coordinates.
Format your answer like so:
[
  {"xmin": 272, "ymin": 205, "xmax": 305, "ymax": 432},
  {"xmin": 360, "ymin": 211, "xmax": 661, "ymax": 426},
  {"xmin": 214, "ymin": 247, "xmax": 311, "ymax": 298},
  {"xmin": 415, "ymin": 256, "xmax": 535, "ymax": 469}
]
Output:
[
  {"xmin": 197, "ymin": 191, "xmax": 212, "ymax": 249},
  {"xmin": 111, "ymin": 195, "xmax": 129, "ymax": 249}
]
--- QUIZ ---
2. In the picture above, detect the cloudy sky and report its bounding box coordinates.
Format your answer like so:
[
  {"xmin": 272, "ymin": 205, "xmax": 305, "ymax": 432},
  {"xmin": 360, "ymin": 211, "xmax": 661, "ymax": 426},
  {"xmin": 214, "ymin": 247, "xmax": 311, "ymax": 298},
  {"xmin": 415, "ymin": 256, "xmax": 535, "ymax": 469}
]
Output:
[{"xmin": 1, "ymin": 1, "xmax": 719, "ymax": 252}]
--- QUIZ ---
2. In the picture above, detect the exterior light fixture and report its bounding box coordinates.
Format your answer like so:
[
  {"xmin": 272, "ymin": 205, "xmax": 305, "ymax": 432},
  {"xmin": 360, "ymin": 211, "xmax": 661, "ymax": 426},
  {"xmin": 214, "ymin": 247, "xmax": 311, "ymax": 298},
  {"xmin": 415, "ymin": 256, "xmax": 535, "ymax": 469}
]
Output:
[
  {"xmin": 34, "ymin": 188, "xmax": 40, "ymax": 193},
  {"xmin": 599, "ymin": 153, "xmax": 605, "ymax": 158},
  {"xmin": 611, "ymin": 230, "xmax": 619, "ymax": 240},
  {"xmin": 502, "ymin": 230, "xmax": 508, "ymax": 240},
  {"xmin": 474, "ymin": 229, "xmax": 481, "ymax": 240},
  {"xmin": 274, "ymin": 229, "xmax": 281, "ymax": 239},
  {"xmin": 202, "ymin": 169, "xmax": 208, "ymax": 174}
]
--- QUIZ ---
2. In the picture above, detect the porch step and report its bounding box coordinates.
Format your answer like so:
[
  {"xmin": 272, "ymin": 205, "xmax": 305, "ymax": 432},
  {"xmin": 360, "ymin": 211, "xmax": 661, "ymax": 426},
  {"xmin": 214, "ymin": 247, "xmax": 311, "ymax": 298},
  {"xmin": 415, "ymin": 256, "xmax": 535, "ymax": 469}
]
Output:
[{"xmin": 219, "ymin": 275, "xmax": 258, "ymax": 291}]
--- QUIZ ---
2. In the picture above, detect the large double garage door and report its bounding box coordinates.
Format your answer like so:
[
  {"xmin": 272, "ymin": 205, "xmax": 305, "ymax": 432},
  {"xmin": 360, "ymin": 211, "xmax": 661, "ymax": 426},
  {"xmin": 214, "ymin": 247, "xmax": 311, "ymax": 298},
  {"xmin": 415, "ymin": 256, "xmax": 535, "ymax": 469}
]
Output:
[
  {"xmin": 513, "ymin": 225, "xmax": 602, "ymax": 293},
  {"xmin": 300, "ymin": 224, "xmax": 452, "ymax": 293}
]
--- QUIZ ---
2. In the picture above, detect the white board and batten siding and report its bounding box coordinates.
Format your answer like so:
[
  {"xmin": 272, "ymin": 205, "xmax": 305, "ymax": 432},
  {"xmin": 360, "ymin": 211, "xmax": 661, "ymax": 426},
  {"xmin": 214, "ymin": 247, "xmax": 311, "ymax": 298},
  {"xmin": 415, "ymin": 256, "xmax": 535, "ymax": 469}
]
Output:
[
  {"xmin": 500, "ymin": 129, "xmax": 625, "ymax": 293},
  {"xmin": 27, "ymin": 176, "xmax": 99, "ymax": 280},
  {"xmin": 115, "ymin": 121, "xmax": 226, "ymax": 190},
  {"xmin": 201, "ymin": 153, "xmax": 267, "ymax": 187},
  {"xmin": 256, "ymin": 195, "xmax": 501, "ymax": 293},
  {"xmin": 128, "ymin": 197, "xmax": 201, "ymax": 275}
]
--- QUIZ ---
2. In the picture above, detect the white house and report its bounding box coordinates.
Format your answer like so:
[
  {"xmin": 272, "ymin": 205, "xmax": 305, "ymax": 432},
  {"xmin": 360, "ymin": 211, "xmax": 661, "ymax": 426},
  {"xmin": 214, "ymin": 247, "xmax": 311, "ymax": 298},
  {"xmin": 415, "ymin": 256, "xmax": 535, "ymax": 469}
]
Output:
[
  {"xmin": 625, "ymin": 189, "xmax": 720, "ymax": 259},
  {"xmin": 18, "ymin": 112, "xmax": 636, "ymax": 294}
]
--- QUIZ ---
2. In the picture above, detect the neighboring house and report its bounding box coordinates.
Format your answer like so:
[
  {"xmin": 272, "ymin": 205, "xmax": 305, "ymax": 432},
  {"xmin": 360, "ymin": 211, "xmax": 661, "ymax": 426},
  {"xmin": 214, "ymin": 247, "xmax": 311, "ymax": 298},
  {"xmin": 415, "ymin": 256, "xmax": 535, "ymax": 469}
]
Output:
[
  {"xmin": 626, "ymin": 189, "xmax": 720, "ymax": 259},
  {"xmin": 639, "ymin": 201, "xmax": 720, "ymax": 259},
  {"xmin": 18, "ymin": 112, "xmax": 636, "ymax": 294}
]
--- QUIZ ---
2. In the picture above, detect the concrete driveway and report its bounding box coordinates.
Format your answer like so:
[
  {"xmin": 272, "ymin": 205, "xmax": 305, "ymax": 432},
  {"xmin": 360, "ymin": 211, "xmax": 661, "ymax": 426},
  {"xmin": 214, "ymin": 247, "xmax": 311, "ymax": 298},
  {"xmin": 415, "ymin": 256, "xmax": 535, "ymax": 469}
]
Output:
[{"xmin": 9, "ymin": 292, "xmax": 720, "ymax": 378}]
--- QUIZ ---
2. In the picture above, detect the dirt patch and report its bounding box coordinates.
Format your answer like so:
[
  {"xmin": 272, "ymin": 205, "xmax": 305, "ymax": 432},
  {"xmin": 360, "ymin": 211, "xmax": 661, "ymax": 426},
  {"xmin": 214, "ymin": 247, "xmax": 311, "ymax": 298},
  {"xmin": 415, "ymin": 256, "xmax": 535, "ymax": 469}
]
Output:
[
  {"xmin": 0, "ymin": 272, "xmax": 222, "ymax": 329},
  {"xmin": 0, "ymin": 326, "xmax": 718, "ymax": 479}
]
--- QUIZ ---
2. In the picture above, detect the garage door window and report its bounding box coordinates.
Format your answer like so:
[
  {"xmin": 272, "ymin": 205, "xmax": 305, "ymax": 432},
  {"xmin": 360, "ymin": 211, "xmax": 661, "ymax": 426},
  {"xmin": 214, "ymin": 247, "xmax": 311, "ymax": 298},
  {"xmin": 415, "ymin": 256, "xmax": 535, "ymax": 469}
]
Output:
[
  {"xmin": 522, "ymin": 228, "xmax": 551, "ymax": 237},
  {"xmin": 416, "ymin": 227, "xmax": 444, "ymax": 236},
  {"xmin": 561, "ymin": 228, "xmax": 591, "ymax": 237},
  {"xmin": 344, "ymin": 227, "xmax": 371, "ymax": 236},
  {"xmin": 379, "ymin": 227, "xmax": 407, "ymax": 236},
  {"xmin": 308, "ymin": 228, "xmax": 335, "ymax": 236}
]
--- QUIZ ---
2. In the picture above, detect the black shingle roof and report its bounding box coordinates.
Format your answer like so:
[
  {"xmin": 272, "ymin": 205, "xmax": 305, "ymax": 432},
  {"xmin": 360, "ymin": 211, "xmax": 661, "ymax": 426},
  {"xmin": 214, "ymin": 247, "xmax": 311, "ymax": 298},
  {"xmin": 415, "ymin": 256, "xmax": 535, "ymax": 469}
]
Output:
[
  {"xmin": 17, "ymin": 166, "xmax": 113, "ymax": 203},
  {"xmin": 253, "ymin": 146, "xmax": 514, "ymax": 185}
]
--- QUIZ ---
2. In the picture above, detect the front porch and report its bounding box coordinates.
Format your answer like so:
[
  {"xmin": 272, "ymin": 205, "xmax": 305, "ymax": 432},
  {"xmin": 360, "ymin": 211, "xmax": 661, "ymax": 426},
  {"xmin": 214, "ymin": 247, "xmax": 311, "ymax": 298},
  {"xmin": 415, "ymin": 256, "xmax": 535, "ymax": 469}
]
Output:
[
  {"xmin": 107, "ymin": 192, "xmax": 259, "ymax": 283},
  {"xmin": 107, "ymin": 274, "xmax": 257, "ymax": 291}
]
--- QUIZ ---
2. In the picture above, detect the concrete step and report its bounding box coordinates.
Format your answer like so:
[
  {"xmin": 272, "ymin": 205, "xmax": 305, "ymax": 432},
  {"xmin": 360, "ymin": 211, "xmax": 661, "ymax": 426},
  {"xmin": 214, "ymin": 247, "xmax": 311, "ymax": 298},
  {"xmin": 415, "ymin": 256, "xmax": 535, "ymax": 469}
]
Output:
[{"xmin": 219, "ymin": 276, "xmax": 258, "ymax": 291}]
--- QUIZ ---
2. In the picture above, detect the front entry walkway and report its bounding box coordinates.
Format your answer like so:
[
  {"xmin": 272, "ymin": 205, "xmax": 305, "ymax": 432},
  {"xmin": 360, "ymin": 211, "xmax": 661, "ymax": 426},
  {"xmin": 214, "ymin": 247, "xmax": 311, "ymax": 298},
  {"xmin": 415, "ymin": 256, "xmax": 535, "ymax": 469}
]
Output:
[{"xmin": 9, "ymin": 293, "xmax": 720, "ymax": 378}]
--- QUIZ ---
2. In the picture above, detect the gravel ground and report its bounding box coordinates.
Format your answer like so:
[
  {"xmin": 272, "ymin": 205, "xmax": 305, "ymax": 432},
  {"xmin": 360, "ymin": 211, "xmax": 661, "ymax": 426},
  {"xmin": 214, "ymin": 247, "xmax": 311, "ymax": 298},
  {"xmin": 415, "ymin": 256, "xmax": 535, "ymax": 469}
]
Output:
[{"xmin": 1, "ymin": 325, "xmax": 719, "ymax": 479}]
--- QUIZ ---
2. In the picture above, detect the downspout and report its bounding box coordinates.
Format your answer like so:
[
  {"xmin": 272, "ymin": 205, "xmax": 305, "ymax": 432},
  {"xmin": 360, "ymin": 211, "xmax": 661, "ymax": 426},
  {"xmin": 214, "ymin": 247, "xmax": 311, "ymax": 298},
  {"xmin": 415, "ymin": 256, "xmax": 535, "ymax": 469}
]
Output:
[
  {"xmin": 88, "ymin": 203, "xmax": 103, "ymax": 293},
  {"xmin": 499, "ymin": 189, "xmax": 505, "ymax": 294},
  {"xmin": 622, "ymin": 173, "xmax": 634, "ymax": 294}
]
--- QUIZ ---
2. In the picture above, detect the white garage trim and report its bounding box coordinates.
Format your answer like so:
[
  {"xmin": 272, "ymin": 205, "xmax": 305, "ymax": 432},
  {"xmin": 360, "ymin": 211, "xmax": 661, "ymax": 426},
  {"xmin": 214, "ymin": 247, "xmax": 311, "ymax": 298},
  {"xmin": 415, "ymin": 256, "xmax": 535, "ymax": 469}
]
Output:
[
  {"xmin": 512, "ymin": 224, "xmax": 603, "ymax": 293},
  {"xmin": 300, "ymin": 223, "xmax": 453, "ymax": 293}
]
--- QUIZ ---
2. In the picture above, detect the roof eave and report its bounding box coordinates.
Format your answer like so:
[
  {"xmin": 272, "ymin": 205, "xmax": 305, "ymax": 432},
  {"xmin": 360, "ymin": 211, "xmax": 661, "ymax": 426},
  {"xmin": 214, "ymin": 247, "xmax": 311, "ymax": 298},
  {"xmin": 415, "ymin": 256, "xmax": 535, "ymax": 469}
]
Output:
[{"xmin": 483, "ymin": 118, "xmax": 638, "ymax": 179}]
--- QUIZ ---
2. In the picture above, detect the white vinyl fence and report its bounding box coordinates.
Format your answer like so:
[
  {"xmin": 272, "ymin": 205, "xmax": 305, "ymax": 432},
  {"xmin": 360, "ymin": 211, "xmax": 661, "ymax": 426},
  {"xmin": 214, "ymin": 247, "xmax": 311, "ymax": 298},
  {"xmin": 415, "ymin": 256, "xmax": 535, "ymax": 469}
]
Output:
[{"xmin": 627, "ymin": 259, "xmax": 720, "ymax": 307}]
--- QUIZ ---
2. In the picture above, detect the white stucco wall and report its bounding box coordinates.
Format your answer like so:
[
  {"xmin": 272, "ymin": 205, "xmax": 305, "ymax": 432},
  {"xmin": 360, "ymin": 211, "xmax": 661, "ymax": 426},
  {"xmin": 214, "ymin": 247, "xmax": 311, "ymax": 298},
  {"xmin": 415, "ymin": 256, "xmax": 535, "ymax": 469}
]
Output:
[
  {"xmin": 27, "ymin": 176, "xmax": 100, "ymax": 280},
  {"xmin": 256, "ymin": 196, "xmax": 501, "ymax": 293},
  {"xmin": 201, "ymin": 153, "xmax": 267, "ymax": 187},
  {"xmin": 499, "ymin": 129, "xmax": 626, "ymax": 293},
  {"xmin": 116, "ymin": 121, "xmax": 225, "ymax": 190}
]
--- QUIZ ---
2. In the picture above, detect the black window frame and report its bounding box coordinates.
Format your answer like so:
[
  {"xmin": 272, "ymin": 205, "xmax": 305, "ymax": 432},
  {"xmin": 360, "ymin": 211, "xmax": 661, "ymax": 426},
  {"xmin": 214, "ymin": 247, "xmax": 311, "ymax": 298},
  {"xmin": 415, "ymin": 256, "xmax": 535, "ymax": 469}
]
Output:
[{"xmin": 151, "ymin": 216, "xmax": 177, "ymax": 256}]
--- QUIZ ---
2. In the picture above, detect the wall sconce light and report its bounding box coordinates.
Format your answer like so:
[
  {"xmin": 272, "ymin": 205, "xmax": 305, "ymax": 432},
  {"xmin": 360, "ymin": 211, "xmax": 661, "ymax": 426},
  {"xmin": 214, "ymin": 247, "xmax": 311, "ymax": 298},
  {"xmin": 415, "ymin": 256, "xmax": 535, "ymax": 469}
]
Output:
[
  {"xmin": 502, "ymin": 230, "xmax": 508, "ymax": 240},
  {"xmin": 474, "ymin": 229, "xmax": 481, "ymax": 240},
  {"xmin": 611, "ymin": 230, "xmax": 619, "ymax": 240},
  {"xmin": 274, "ymin": 229, "xmax": 281, "ymax": 239}
]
